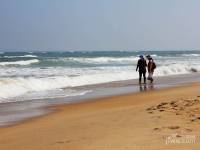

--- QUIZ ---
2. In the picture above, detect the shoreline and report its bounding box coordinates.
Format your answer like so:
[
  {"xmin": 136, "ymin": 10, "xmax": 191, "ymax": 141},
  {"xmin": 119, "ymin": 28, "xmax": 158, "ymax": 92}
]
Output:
[
  {"xmin": 0, "ymin": 82, "xmax": 194, "ymax": 129},
  {"xmin": 1, "ymin": 82, "xmax": 200, "ymax": 149}
]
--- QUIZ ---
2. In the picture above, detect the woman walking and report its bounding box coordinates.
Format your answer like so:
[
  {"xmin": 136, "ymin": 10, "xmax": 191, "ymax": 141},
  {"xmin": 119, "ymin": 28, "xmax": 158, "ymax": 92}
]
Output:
[{"xmin": 146, "ymin": 55, "xmax": 156, "ymax": 83}]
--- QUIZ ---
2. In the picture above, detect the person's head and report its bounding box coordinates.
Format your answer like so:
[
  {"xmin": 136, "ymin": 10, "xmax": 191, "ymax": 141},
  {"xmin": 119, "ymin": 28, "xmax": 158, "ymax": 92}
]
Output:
[
  {"xmin": 139, "ymin": 55, "xmax": 143, "ymax": 59},
  {"xmin": 149, "ymin": 57, "xmax": 153, "ymax": 62},
  {"xmin": 146, "ymin": 55, "xmax": 151, "ymax": 60}
]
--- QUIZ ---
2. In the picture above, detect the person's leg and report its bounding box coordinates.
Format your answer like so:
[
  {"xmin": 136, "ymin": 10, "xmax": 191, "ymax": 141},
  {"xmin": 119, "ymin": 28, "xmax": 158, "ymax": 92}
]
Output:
[
  {"xmin": 139, "ymin": 71, "xmax": 142, "ymax": 84},
  {"xmin": 143, "ymin": 71, "xmax": 146, "ymax": 84},
  {"xmin": 149, "ymin": 72, "xmax": 153, "ymax": 83},
  {"xmin": 150, "ymin": 72, "xmax": 154, "ymax": 83},
  {"xmin": 147, "ymin": 72, "xmax": 150, "ymax": 81}
]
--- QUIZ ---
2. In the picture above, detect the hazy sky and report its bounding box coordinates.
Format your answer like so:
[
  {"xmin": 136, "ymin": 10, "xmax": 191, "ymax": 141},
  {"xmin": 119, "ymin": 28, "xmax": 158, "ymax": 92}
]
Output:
[{"xmin": 0, "ymin": 0, "xmax": 200, "ymax": 51}]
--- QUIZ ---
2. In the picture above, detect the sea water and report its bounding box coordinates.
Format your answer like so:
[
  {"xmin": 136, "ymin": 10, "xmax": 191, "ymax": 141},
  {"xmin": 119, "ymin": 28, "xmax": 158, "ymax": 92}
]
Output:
[{"xmin": 0, "ymin": 50, "xmax": 200, "ymax": 103}]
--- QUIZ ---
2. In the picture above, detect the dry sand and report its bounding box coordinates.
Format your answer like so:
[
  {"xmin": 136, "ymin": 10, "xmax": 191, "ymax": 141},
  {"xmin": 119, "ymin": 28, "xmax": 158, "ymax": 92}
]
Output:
[{"xmin": 1, "ymin": 83, "xmax": 200, "ymax": 150}]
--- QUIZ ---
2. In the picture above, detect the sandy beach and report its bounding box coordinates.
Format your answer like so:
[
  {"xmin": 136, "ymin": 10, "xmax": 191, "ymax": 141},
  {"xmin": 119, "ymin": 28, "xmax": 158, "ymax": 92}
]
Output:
[{"xmin": 0, "ymin": 83, "xmax": 200, "ymax": 150}]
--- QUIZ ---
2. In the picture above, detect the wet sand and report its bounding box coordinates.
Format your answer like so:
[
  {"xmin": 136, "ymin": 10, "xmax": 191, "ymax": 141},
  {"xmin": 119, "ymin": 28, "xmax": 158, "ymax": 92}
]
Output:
[{"xmin": 1, "ymin": 82, "xmax": 200, "ymax": 149}]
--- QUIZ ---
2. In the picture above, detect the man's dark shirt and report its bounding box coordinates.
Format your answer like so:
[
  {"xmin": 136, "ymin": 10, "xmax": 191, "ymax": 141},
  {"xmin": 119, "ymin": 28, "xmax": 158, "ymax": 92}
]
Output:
[{"xmin": 136, "ymin": 58, "xmax": 147, "ymax": 72}]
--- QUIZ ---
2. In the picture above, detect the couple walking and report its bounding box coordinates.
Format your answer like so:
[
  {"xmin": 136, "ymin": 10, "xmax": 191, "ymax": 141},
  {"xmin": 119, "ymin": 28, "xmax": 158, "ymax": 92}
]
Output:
[{"xmin": 136, "ymin": 55, "xmax": 156, "ymax": 84}]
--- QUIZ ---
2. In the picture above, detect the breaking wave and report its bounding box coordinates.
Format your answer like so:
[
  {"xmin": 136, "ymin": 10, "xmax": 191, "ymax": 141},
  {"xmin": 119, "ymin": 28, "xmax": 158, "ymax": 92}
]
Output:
[
  {"xmin": 51, "ymin": 56, "xmax": 139, "ymax": 64},
  {"xmin": 3, "ymin": 54, "xmax": 38, "ymax": 58},
  {"xmin": 0, "ymin": 62, "xmax": 200, "ymax": 101},
  {"xmin": 0, "ymin": 59, "xmax": 39, "ymax": 66},
  {"xmin": 181, "ymin": 54, "xmax": 200, "ymax": 57}
]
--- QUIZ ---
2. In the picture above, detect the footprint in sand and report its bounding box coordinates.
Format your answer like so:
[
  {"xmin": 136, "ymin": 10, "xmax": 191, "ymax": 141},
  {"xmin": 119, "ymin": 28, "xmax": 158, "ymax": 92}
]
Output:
[
  {"xmin": 167, "ymin": 126, "xmax": 180, "ymax": 130},
  {"xmin": 190, "ymin": 116, "xmax": 200, "ymax": 122},
  {"xmin": 153, "ymin": 126, "xmax": 180, "ymax": 132},
  {"xmin": 153, "ymin": 127, "xmax": 161, "ymax": 131},
  {"xmin": 146, "ymin": 102, "xmax": 169, "ymax": 113},
  {"xmin": 56, "ymin": 140, "xmax": 71, "ymax": 144},
  {"xmin": 185, "ymin": 128, "xmax": 192, "ymax": 132},
  {"xmin": 146, "ymin": 107, "xmax": 152, "ymax": 111},
  {"xmin": 159, "ymin": 109, "xmax": 165, "ymax": 112},
  {"xmin": 175, "ymin": 112, "xmax": 181, "ymax": 115},
  {"xmin": 170, "ymin": 101, "xmax": 177, "ymax": 105}
]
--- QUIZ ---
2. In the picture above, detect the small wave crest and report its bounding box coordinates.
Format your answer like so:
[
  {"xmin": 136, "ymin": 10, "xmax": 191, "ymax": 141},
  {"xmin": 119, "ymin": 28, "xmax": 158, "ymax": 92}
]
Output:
[
  {"xmin": 0, "ymin": 59, "xmax": 40, "ymax": 66},
  {"xmin": 181, "ymin": 54, "xmax": 200, "ymax": 57},
  {"xmin": 3, "ymin": 54, "xmax": 38, "ymax": 58},
  {"xmin": 51, "ymin": 56, "xmax": 139, "ymax": 64},
  {"xmin": 149, "ymin": 54, "xmax": 157, "ymax": 57}
]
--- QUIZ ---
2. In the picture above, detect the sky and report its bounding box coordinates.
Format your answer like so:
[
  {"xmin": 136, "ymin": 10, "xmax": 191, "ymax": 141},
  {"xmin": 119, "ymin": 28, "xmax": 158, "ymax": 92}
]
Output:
[{"xmin": 0, "ymin": 0, "xmax": 200, "ymax": 51}]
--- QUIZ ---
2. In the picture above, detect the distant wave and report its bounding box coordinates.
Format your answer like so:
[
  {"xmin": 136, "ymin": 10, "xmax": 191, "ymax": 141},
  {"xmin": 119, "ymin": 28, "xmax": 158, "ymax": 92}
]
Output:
[
  {"xmin": 181, "ymin": 54, "xmax": 200, "ymax": 57},
  {"xmin": 51, "ymin": 56, "xmax": 139, "ymax": 64},
  {"xmin": 0, "ymin": 59, "xmax": 39, "ymax": 66},
  {"xmin": 3, "ymin": 54, "xmax": 38, "ymax": 58},
  {"xmin": 52, "ymin": 55, "xmax": 159, "ymax": 64},
  {"xmin": 150, "ymin": 54, "xmax": 158, "ymax": 57}
]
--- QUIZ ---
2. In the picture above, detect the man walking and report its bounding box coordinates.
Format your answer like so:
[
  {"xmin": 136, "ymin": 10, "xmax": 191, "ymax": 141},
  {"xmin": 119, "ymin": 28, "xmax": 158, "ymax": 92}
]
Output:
[{"xmin": 136, "ymin": 55, "xmax": 147, "ymax": 84}]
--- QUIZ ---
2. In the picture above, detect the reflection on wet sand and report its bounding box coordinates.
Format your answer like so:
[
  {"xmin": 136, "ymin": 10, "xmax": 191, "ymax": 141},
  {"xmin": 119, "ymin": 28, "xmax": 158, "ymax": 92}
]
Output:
[
  {"xmin": 139, "ymin": 83, "xmax": 154, "ymax": 92},
  {"xmin": 139, "ymin": 84, "xmax": 147, "ymax": 92}
]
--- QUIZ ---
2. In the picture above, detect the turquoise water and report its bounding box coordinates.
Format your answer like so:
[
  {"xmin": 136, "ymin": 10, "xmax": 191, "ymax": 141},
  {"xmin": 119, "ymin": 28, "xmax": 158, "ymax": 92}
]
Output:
[{"xmin": 1, "ymin": 50, "xmax": 200, "ymax": 67}]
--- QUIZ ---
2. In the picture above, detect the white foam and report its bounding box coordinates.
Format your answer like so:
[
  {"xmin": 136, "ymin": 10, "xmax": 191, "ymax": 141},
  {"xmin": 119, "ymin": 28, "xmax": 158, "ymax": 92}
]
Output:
[
  {"xmin": 0, "ymin": 71, "xmax": 137, "ymax": 101},
  {"xmin": 0, "ymin": 59, "xmax": 39, "ymax": 66},
  {"xmin": 3, "ymin": 55, "xmax": 38, "ymax": 58},
  {"xmin": 181, "ymin": 54, "xmax": 200, "ymax": 57},
  {"xmin": 0, "ymin": 89, "xmax": 92, "ymax": 103},
  {"xmin": 150, "ymin": 54, "xmax": 158, "ymax": 57},
  {"xmin": 0, "ymin": 66, "xmax": 133, "ymax": 77},
  {"xmin": 20, "ymin": 54, "xmax": 38, "ymax": 58},
  {"xmin": 52, "ymin": 56, "xmax": 139, "ymax": 64}
]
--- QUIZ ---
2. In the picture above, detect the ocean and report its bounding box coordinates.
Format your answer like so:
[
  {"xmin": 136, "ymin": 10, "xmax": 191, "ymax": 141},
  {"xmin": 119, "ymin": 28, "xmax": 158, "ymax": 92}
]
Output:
[{"xmin": 0, "ymin": 50, "xmax": 200, "ymax": 104}]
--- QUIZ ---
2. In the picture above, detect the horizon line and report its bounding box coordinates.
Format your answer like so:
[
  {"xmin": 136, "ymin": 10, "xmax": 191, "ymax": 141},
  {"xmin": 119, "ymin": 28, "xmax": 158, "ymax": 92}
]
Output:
[{"xmin": 1, "ymin": 49, "xmax": 200, "ymax": 52}]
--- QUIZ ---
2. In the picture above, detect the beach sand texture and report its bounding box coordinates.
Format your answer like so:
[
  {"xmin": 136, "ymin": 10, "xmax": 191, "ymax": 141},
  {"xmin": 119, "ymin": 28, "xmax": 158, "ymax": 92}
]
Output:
[{"xmin": 1, "ymin": 83, "xmax": 200, "ymax": 150}]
